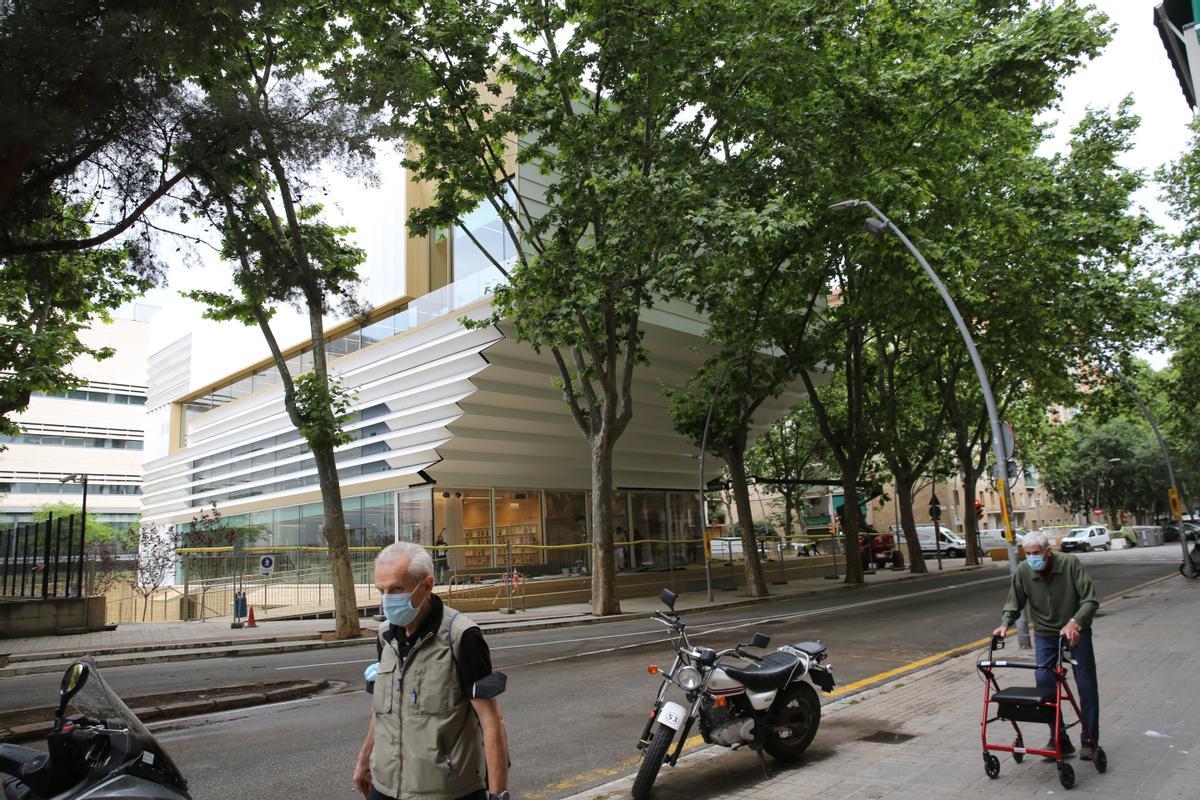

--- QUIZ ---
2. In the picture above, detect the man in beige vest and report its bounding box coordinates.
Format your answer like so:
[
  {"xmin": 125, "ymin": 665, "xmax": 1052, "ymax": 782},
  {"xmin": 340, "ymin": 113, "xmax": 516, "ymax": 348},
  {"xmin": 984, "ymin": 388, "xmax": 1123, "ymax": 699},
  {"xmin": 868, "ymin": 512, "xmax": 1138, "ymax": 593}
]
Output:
[{"xmin": 354, "ymin": 542, "xmax": 511, "ymax": 800}]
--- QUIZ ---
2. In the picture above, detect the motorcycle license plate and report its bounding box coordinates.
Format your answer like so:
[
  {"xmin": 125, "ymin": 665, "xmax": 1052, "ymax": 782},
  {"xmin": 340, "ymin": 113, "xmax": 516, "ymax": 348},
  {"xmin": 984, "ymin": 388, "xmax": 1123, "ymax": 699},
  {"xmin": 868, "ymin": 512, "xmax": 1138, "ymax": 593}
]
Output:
[{"xmin": 657, "ymin": 701, "xmax": 687, "ymax": 730}]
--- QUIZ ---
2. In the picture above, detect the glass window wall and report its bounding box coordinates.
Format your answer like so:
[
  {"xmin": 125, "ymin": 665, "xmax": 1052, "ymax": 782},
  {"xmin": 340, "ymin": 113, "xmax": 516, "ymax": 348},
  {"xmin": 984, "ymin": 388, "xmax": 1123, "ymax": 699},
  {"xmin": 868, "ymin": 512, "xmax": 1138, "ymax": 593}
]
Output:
[
  {"xmin": 397, "ymin": 486, "xmax": 433, "ymax": 544},
  {"xmin": 630, "ymin": 492, "xmax": 669, "ymax": 569},
  {"xmin": 544, "ymin": 491, "xmax": 588, "ymax": 573},
  {"xmin": 435, "ymin": 489, "xmax": 493, "ymax": 573},
  {"xmin": 494, "ymin": 489, "xmax": 542, "ymax": 568}
]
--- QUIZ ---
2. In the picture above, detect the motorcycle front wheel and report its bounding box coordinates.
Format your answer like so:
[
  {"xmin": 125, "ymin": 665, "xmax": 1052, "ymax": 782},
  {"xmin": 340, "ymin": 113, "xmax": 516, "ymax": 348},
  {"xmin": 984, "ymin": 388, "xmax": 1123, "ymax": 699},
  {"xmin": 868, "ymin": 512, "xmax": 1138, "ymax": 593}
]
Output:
[
  {"xmin": 764, "ymin": 682, "xmax": 821, "ymax": 761},
  {"xmin": 631, "ymin": 723, "xmax": 674, "ymax": 800}
]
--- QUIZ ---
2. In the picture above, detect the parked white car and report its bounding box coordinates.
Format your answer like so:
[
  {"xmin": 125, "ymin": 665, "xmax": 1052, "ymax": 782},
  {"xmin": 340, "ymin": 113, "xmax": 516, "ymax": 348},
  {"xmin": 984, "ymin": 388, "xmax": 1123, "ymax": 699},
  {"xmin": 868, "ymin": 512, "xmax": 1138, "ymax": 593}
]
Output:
[{"xmin": 1059, "ymin": 525, "xmax": 1111, "ymax": 553}]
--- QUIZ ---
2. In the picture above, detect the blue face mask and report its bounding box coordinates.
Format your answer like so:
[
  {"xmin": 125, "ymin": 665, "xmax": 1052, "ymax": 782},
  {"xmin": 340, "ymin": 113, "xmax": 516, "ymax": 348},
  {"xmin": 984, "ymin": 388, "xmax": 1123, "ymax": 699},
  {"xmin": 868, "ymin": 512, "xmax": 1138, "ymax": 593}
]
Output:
[
  {"xmin": 381, "ymin": 591, "xmax": 422, "ymax": 627},
  {"xmin": 1027, "ymin": 555, "xmax": 1047, "ymax": 572}
]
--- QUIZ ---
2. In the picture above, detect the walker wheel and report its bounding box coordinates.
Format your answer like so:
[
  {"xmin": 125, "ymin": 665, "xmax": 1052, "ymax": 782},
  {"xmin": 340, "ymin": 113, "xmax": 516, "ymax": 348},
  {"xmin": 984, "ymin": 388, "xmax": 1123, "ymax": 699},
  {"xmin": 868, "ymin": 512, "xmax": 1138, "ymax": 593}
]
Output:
[
  {"xmin": 984, "ymin": 753, "xmax": 1000, "ymax": 779},
  {"xmin": 1095, "ymin": 747, "xmax": 1107, "ymax": 773},
  {"xmin": 1012, "ymin": 738, "xmax": 1024, "ymax": 764},
  {"xmin": 1058, "ymin": 762, "xmax": 1075, "ymax": 789}
]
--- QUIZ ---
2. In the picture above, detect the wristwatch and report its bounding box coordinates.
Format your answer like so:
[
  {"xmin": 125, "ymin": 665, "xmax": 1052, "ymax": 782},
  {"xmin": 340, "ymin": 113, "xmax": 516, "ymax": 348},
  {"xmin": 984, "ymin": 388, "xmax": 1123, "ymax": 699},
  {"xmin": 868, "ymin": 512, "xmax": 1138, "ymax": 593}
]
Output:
[{"xmin": 488, "ymin": 792, "xmax": 511, "ymax": 800}]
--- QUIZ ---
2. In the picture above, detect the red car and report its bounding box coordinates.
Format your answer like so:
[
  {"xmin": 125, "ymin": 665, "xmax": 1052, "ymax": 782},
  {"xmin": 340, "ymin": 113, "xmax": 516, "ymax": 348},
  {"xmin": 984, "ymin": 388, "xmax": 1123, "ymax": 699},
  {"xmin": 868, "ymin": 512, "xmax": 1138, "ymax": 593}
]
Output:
[{"xmin": 858, "ymin": 532, "xmax": 896, "ymax": 567}]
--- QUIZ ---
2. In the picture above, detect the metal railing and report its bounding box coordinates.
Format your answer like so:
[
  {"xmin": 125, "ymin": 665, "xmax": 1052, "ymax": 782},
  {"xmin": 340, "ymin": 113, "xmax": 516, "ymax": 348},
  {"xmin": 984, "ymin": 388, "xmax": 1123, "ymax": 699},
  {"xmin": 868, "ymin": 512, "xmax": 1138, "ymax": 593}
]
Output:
[{"xmin": 0, "ymin": 515, "xmax": 85, "ymax": 600}]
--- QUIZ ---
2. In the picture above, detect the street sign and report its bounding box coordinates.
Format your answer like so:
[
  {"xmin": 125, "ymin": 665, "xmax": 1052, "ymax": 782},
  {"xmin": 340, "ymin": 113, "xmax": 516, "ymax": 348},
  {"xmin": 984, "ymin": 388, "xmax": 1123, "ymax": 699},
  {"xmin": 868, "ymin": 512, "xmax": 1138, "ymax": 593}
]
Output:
[
  {"xmin": 928, "ymin": 493, "xmax": 942, "ymax": 521},
  {"xmin": 259, "ymin": 555, "xmax": 275, "ymax": 576},
  {"xmin": 1001, "ymin": 421, "xmax": 1016, "ymax": 458},
  {"xmin": 1169, "ymin": 487, "xmax": 1183, "ymax": 522}
]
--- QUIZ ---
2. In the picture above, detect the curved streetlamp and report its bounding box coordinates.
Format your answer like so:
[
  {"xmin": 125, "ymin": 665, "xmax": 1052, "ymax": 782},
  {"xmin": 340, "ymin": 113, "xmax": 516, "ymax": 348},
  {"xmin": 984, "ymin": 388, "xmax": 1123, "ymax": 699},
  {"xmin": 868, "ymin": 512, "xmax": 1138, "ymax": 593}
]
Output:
[{"xmin": 830, "ymin": 198, "xmax": 1030, "ymax": 648}]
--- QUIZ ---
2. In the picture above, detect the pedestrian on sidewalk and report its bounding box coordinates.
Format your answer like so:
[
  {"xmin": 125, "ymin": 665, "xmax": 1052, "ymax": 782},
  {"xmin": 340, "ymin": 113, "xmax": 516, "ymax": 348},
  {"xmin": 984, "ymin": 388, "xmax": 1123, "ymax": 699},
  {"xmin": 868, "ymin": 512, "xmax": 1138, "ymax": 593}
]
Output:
[
  {"xmin": 354, "ymin": 542, "xmax": 511, "ymax": 800},
  {"xmin": 992, "ymin": 530, "xmax": 1100, "ymax": 759}
]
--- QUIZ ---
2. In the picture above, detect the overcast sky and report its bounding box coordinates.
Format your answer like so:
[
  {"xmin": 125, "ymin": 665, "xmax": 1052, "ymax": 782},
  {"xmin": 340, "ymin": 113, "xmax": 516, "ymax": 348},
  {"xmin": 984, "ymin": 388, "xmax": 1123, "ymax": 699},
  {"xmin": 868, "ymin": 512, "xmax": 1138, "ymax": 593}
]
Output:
[{"xmin": 143, "ymin": 0, "xmax": 1194, "ymax": 382}]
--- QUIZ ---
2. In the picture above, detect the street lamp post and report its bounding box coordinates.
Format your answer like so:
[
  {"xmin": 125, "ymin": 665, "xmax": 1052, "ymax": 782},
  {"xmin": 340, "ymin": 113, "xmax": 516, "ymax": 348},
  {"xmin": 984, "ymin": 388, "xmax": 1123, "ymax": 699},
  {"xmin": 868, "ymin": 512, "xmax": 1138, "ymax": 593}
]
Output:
[
  {"xmin": 59, "ymin": 473, "xmax": 89, "ymax": 594},
  {"xmin": 831, "ymin": 198, "xmax": 1029, "ymax": 649}
]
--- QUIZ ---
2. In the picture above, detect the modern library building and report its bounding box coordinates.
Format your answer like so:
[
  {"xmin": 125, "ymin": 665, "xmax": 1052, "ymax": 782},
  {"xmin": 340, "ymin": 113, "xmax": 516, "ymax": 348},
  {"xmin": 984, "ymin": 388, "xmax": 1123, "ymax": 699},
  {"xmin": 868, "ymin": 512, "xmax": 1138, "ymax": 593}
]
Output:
[{"xmin": 140, "ymin": 167, "xmax": 813, "ymax": 579}]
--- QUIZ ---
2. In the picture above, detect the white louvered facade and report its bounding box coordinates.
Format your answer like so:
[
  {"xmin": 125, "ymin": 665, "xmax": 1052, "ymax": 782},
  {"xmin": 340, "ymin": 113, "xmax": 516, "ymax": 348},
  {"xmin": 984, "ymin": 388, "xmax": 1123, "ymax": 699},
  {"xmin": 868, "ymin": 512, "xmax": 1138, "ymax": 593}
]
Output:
[{"xmin": 140, "ymin": 293, "xmax": 811, "ymax": 528}]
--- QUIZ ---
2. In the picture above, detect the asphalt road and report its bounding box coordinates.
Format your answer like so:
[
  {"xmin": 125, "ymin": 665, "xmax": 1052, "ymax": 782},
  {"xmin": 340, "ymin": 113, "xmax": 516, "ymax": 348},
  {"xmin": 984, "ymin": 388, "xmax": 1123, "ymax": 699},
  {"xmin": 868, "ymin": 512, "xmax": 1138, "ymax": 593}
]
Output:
[{"xmin": 1, "ymin": 549, "xmax": 1179, "ymax": 799}]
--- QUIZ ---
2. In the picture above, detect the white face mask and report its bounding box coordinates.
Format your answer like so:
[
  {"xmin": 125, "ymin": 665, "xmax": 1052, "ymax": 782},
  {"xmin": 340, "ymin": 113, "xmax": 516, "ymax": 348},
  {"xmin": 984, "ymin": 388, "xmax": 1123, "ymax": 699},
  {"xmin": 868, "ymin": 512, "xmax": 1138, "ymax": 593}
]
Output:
[{"xmin": 381, "ymin": 589, "xmax": 423, "ymax": 626}]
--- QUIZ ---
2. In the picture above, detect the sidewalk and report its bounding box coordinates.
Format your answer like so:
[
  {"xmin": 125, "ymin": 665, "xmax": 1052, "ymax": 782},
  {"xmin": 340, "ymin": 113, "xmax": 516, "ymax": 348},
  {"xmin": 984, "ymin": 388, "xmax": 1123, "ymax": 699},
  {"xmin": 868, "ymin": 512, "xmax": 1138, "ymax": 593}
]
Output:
[
  {"xmin": 565, "ymin": 573, "xmax": 1198, "ymax": 800},
  {"xmin": 0, "ymin": 560, "xmax": 1003, "ymax": 676}
]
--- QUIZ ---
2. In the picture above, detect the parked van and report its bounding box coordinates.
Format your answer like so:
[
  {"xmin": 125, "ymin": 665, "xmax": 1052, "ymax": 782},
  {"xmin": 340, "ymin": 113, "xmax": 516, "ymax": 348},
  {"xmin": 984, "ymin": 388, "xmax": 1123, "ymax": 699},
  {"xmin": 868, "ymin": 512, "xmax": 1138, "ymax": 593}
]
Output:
[{"xmin": 895, "ymin": 525, "xmax": 968, "ymax": 557}]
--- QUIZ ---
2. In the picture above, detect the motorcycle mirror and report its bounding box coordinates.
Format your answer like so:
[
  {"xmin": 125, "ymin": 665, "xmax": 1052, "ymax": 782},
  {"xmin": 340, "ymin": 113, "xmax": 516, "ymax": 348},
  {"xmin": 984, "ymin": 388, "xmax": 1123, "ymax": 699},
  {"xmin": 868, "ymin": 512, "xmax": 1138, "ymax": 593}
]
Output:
[
  {"xmin": 57, "ymin": 661, "xmax": 89, "ymax": 721},
  {"xmin": 660, "ymin": 588, "xmax": 678, "ymax": 610},
  {"xmin": 751, "ymin": 633, "xmax": 771, "ymax": 649}
]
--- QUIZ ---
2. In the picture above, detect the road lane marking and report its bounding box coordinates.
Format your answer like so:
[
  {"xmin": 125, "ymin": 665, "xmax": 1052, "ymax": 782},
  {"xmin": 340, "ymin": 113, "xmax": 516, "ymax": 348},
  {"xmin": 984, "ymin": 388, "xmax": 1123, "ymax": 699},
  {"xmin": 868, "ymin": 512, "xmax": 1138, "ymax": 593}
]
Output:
[
  {"xmin": 276, "ymin": 657, "xmax": 373, "ymax": 671},
  {"xmin": 501, "ymin": 574, "xmax": 1011, "ymax": 668}
]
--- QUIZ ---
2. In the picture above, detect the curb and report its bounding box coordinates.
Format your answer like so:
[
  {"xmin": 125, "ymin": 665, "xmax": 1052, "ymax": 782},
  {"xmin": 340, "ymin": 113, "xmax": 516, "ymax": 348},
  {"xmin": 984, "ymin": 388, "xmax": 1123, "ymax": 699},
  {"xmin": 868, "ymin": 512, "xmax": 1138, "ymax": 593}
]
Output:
[
  {"xmin": 0, "ymin": 563, "xmax": 994, "ymax": 675},
  {"xmin": 0, "ymin": 679, "xmax": 330, "ymax": 744}
]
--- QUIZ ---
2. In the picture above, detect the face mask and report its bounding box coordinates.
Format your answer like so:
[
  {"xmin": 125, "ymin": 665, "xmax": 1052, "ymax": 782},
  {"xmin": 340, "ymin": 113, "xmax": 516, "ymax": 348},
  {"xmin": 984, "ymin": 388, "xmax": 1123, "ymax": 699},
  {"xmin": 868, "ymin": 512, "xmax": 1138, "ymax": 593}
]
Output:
[
  {"xmin": 381, "ymin": 591, "xmax": 422, "ymax": 627},
  {"xmin": 1027, "ymin": 555, "xmax": 1046, "ymax": 572}
]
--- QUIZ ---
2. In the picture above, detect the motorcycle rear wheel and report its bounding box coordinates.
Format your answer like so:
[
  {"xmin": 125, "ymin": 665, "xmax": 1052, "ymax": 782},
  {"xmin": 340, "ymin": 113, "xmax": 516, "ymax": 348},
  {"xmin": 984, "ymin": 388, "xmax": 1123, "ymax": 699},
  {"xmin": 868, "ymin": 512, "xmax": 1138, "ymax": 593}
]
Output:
[
  {"xmin": 764, "ymin": 682, "xmax": 821, "ymax": 761},
  {"xmin": 631, "ymin": 723, "xmax": 674, "ymax": 800}
]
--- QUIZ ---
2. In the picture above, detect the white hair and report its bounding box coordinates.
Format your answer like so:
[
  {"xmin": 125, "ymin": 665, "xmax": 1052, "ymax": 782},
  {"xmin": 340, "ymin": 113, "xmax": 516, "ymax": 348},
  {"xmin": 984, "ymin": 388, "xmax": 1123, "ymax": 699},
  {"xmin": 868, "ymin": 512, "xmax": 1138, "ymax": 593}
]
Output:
[
  {"xmin": 1023, "ymin": 530, "xmax": 1049, "ymax": 551},
  {"xmin": 376, "ymin": 541, "xmax": 434, "ymax": 582}
]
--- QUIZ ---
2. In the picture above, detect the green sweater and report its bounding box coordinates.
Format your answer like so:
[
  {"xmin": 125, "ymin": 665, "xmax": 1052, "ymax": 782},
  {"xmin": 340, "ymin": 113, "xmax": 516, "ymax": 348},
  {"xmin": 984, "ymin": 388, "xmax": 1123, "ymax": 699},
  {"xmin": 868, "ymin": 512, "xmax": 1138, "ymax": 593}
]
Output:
[{"xmin": 1000, "ymin": 551, "xmax": 1098, "ymax": 633}]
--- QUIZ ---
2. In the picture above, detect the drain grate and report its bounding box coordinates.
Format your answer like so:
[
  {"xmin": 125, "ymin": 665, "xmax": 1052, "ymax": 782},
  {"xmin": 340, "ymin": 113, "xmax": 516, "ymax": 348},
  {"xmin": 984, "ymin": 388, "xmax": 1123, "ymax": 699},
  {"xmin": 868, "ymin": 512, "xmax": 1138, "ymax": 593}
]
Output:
[{"xmin": 860, "ymin": 730, "xmax": 916, "ymax": 744}]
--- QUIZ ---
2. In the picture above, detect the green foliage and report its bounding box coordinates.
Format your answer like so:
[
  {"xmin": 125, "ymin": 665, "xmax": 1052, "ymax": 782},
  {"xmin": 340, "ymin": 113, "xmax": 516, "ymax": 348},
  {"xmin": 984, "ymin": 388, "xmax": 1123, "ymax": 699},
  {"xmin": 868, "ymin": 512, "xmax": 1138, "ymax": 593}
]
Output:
[
  {"xmin": 0, "ymin": 1, "xmax": 251, "ymax": 259},
  {"xmin": 32, "ymin": 502, "xmax": 133, "ymax": 544},
  {"xmin": 1035, "ymin": 416, "xmax": 1171, "ymax": 521},
  {"xmin": 0, "ymin": 195, "xmax": 152, "ymax": 436}
]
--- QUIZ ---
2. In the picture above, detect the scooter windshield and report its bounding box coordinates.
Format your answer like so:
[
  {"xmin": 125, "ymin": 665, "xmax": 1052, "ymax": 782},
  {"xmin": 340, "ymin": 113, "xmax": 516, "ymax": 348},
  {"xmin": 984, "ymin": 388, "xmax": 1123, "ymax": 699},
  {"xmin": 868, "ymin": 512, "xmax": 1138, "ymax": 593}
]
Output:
[{"xmin": 69, "ymin": 656, "xmax": 189, "ymax": 792}]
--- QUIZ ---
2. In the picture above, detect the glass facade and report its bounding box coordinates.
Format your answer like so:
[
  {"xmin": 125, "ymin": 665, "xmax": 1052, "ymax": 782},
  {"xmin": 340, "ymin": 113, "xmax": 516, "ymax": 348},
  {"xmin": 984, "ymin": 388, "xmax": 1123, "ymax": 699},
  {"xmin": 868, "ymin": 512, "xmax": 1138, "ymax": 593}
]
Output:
[
  {"xmin": 34, "ymin": 389, "xmax": 146, "ymax": 405},
  {"xmin": 179, "ymin": 490, "xmax": 396, "ymax": 549},
  {"xmin": 397, "ymin": 486, "xmax": 434, "ymax": 544},
  {"xmin": 544, "ymin": 491, "xmax": 588, "ymax": 572},
  {"xmin": 494, "ymin": 489, "xmax": 542, "ymax": 568},
  {"xmin": 0, "ymin": 433, "xmax": 143, "ymax": 449}
]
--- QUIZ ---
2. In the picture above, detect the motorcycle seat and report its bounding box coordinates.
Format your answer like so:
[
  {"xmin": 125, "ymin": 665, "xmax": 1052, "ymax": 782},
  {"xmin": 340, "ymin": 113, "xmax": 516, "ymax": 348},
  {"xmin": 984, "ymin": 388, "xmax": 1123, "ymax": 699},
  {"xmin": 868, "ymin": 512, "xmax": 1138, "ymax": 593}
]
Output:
[
  {"xmin": 790, "ymin": 640, "xmax": 827, "ymax": 658},
  {"xmin": 723, "ymin": 651, "xmax": 801, "ymax": 691}
]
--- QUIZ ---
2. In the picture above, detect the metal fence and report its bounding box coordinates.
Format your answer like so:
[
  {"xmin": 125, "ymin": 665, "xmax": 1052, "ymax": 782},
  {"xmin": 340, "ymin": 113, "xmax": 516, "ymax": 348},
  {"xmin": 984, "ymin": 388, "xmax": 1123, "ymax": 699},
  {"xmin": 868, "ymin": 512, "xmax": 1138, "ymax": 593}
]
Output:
[{"xmin": 0, "ymin": 514, "xmax": 86, "ymax": 599}]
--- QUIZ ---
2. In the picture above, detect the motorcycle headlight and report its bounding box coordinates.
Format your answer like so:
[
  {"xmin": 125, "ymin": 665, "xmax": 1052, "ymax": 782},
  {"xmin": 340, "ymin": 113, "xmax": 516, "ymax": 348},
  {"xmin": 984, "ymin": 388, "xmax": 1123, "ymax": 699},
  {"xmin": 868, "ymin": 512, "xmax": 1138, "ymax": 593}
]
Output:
[{"xmin": 675, "ymin": 666, "xmax": 702, "ymax": 691}]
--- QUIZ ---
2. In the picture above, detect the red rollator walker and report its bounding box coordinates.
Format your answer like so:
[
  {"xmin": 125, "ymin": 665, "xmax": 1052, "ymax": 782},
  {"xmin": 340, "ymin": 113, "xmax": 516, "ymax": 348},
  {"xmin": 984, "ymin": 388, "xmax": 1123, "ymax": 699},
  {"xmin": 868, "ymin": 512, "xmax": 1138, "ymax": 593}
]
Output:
[{"xmin": 977, "ymin": 633, "xmax": 1107, "ymax": 789}]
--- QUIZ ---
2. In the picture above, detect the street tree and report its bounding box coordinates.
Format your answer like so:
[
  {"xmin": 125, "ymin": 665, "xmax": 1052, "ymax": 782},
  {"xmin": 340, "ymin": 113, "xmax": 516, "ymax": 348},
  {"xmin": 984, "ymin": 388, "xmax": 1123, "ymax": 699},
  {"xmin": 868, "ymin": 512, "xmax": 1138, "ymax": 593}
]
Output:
[
  {"xmin": 348, "ymin": 0, "xmax": 770, "ymax": 614},
  {"xmin": 179, "ymin": 3, "xmax": 376, "ymax": 639},
  {"xmin": 0, "ymin": 0, "xmax": 248, "ymax": 260},
  {"xmin": 745, "ymin": 407, "xmax": 830, "ymax": 545},
  {"xmin": 0, "ymin": 198, "xmax": 152, "ymax": 437}
]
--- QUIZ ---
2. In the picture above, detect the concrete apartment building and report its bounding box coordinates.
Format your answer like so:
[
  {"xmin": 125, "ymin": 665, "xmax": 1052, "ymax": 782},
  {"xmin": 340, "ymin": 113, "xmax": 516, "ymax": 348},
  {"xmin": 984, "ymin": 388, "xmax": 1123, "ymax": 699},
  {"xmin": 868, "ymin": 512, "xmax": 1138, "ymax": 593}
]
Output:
[
  {"xmin": 0, "ymin": 305, "xmax": 155, "ymax": 532},
  {"xmin": 139, "ymin": 156, "xmax": 815, "ymax": 577}
]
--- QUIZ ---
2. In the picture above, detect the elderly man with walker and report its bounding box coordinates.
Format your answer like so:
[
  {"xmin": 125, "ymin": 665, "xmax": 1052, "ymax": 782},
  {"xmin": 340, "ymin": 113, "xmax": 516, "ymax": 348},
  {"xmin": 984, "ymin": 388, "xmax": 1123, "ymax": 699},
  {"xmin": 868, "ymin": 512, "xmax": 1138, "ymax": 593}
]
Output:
[{"xmin": 992, "ymin": 530, "xmax": 1100, "ymax": 759}]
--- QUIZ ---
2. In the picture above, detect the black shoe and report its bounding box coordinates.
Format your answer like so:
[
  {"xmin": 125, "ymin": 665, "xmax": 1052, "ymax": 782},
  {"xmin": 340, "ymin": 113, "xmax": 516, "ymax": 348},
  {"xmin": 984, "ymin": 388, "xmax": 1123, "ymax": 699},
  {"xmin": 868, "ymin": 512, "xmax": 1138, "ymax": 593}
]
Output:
[{"xmin": 1043, "ymin": 737, "xmax": 1075, "ymax": 760}]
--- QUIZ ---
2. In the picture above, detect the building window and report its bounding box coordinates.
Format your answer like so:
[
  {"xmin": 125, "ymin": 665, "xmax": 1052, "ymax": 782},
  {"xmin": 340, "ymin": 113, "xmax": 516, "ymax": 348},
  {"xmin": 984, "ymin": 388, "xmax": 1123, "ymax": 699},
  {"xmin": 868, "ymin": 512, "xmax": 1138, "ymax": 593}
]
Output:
[
  {"xmin": 544, "ymin": 491, "xmax": 588, "ymax": 572},
  {"xmin": 436, "ymin": 489, "xmax": 493, "ymax": 571},
  {"xmin": 494, "ymin": 489, "xmax": 542, "ymax": 568}
]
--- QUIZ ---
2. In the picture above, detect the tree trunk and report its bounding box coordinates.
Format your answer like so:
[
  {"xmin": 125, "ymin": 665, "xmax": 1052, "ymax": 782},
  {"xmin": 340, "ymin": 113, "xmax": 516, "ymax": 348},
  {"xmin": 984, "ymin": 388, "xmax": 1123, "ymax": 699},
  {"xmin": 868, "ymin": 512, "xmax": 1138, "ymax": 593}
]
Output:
[
  {"xmin": 312, "ymin": 446, "xmax": 361, "ymax": 639},
  {"xmin": 840, "ymin": 469, "xmax": 865, "ymax": 585},
  {"xmin": 783, "ymin": 492, "xmax": 794, "ymax": 540},
  {"xmin": 960, "ymin": 463, "xmax": 982, "ymax": 566},
  {"xmin": 894, "ymin": 473, "xmax": 928, "ymax": 573},
  {"xmin": 589, "ymin": 436, "xmax": 620, "ymax": 615},
  {"xmin": 724, "ymin": 445, "xmax": 768, "ymax": 597}
]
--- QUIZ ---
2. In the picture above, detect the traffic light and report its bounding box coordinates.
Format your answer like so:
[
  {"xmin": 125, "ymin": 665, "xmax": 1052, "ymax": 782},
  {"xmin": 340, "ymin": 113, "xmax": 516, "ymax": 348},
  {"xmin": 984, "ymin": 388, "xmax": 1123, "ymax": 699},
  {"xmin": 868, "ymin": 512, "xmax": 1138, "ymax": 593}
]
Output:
[{"xmin": 974, "ymin": 499, "xmax": 984, "ymax": 520}]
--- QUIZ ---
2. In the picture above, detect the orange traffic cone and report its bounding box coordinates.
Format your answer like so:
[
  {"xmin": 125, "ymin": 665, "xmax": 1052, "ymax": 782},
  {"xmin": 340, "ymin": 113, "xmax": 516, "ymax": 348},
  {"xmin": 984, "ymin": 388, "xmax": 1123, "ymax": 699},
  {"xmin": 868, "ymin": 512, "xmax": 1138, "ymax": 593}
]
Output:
[{"xmin": 246, "ymin": 606, "xmax": 257, "ymax": 628}]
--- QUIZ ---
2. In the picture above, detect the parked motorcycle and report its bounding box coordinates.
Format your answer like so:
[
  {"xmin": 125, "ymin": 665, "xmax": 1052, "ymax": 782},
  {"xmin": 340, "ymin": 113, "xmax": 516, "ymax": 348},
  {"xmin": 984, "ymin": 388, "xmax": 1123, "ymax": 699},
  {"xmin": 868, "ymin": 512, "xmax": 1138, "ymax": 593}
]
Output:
[
  {"xmin": 1, "ymin": 657, "xmax": 191, "ymax": 800},
  {"xmin": 632, "ymin": 589, "xmax": 835, "ymax": 799}
]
